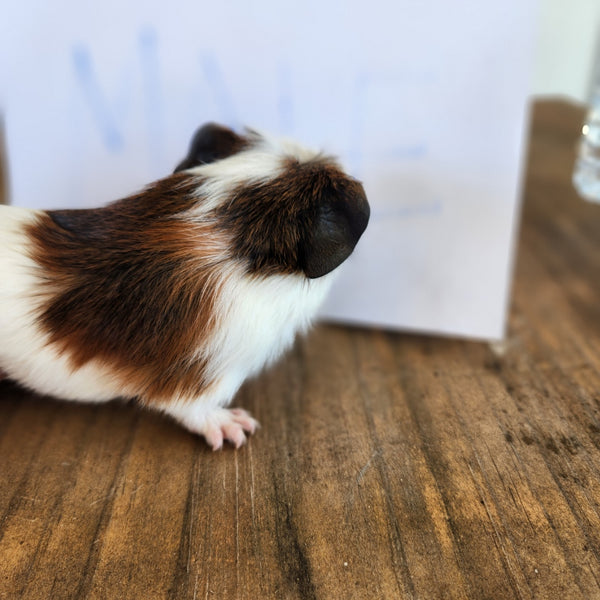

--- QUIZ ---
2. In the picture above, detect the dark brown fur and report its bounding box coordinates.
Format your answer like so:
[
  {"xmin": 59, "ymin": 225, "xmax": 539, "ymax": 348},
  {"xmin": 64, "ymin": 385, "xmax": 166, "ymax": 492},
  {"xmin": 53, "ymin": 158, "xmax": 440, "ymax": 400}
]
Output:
[
  {"xmin": 26, "ymin": 173, "xmax": 228, "ymax": 403},
  {"xmin": 219, "ymin": 158, "xmax": 368, "ymax": 277}
]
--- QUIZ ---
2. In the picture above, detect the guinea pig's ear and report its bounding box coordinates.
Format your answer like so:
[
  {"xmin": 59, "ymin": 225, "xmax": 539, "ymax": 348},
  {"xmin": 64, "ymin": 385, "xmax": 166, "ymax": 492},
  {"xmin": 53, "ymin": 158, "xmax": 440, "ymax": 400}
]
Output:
[
  {"xmin": 301, "ymin": 182, "xmax": 370, "ymax": 279},
  {"xmin": 174, "ymin": 123, "xmax": 247, "ymax": 172}
]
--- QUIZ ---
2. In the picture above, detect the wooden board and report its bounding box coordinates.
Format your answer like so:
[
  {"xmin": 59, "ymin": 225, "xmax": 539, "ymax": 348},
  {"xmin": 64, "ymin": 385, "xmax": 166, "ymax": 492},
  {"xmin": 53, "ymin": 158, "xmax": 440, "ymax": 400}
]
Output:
[{"xmin": 1, "ymin": 100, "xmax": 600, "ymax": 599}]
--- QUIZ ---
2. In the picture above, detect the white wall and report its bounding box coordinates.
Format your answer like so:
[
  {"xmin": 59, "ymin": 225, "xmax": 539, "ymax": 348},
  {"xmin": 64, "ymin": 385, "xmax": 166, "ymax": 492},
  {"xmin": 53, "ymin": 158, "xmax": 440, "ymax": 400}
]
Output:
[{"xmin": 533, "ymin": 0, "xmax": 600, "ymax": 102}]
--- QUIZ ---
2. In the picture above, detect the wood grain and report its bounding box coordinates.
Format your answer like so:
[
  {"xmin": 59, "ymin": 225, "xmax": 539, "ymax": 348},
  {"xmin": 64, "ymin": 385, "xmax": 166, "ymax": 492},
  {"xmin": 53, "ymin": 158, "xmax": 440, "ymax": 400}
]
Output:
[{"xmin": 1, "ymin": 100, "xmax": 600, "ymax": 599}]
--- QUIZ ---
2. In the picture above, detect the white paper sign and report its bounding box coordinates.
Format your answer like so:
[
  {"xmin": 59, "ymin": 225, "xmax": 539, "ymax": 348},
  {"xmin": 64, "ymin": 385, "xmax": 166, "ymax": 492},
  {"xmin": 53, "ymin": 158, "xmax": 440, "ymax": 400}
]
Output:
[{"xmin": 0, "ymin": 0, "xmax": 537, "ymax": 340}]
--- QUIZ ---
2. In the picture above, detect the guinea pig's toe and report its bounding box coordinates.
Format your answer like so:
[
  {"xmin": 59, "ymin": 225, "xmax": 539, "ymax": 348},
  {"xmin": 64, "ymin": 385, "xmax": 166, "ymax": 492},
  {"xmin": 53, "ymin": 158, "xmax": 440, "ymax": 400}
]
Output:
[
  {"xmin": 223, "ymin": 423, "xmax": 247, "ymax": 448},
  {"xmin": 230, "ymin": 408, "xmax": 260, "ymax": 434},
  {"xmin": 204, "ymin": 425, "xmax": 225, "ymax": 451}
]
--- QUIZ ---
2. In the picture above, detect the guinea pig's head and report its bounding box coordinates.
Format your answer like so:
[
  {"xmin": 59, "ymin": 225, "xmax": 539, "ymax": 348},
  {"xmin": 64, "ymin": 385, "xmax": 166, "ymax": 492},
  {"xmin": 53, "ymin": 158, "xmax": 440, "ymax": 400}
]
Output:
[{"xmin": 175, "ymin": 123, "xmax": 370, "ymax": 279}]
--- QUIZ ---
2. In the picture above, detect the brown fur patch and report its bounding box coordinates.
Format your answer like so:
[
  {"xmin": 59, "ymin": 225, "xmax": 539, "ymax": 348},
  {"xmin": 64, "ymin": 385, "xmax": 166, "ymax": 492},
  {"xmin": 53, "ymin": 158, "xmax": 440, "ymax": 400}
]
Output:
[
  {"xmin": 218, "ymin": 157, "xmax": 368, "ymax": 277},
  {"xmin": 26, "ymin": 173, "xmax": 230, "ymax": 404}
]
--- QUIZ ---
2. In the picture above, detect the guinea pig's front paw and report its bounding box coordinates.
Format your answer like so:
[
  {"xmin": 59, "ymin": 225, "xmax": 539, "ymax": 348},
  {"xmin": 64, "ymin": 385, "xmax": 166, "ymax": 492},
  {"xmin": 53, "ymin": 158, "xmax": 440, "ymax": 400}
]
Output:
[
  {"xmin": 204, "ymin": 408, "xmax": 260, "ymax": 450},
  {"xmin": 173, "ymin": 406, "xmax": 259, "ymax": 450}
]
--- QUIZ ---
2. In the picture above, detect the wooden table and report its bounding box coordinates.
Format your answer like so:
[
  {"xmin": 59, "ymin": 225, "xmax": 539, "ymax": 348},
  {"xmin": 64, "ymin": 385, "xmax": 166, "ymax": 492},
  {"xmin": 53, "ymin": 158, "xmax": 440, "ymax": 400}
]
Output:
[{"xmin": 1, "ymin": 100, "xmax": 599, "ymax": 599}]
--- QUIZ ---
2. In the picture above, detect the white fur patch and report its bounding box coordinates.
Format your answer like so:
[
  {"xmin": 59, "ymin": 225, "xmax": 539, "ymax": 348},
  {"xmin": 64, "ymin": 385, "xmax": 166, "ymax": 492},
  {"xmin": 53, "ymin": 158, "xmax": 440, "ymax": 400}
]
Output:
[{"xmin": 204, "ymin": 266, "xmax": 334, "ymax": 397}]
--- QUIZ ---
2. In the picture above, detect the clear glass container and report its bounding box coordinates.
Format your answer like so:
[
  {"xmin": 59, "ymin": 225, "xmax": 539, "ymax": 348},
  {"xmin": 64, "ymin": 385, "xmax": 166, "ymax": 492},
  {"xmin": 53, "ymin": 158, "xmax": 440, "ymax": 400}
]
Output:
[{"xmin": 573, "ymin": 80, "xmax": 600, "ymax": 203}]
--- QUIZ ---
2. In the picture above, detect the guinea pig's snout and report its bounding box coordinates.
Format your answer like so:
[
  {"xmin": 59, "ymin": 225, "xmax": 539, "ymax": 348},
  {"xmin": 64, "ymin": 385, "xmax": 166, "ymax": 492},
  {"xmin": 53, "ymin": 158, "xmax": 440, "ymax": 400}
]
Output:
[{"xmin": 302, "ymin": 180, "xmax": 370, "ymax": 279}]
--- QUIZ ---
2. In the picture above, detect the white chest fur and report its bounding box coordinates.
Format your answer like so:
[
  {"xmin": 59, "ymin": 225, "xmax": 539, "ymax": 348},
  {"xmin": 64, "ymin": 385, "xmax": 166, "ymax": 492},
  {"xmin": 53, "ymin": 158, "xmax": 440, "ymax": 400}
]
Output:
[{"xmin": 197, "ymin": 267, "xmax": 336, "ymax": 405}]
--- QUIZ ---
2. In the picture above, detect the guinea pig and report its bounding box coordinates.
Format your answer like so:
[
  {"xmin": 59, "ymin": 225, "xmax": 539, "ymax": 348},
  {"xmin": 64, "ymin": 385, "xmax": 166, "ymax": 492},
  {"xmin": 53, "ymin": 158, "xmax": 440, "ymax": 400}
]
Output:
[{"xmin": 0, "ymin": 123, "xmax": 369, "ymax": 449}]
